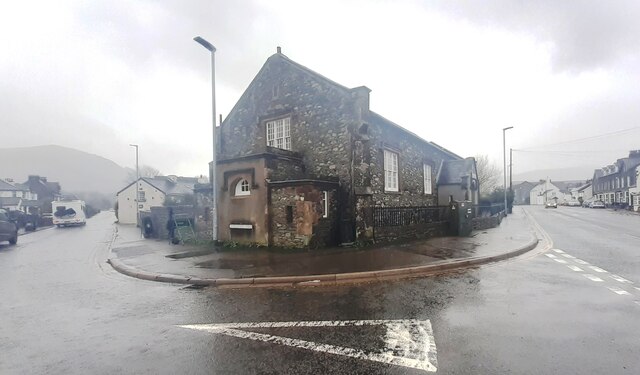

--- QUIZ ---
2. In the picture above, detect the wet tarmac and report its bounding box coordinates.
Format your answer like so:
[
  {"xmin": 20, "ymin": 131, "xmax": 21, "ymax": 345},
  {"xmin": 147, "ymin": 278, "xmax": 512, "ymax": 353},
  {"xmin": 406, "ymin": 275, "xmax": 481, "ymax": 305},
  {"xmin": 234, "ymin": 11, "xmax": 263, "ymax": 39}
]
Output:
[{"xmin": 1, "ymin": 208, "xmax": 639, "ymax": 374}]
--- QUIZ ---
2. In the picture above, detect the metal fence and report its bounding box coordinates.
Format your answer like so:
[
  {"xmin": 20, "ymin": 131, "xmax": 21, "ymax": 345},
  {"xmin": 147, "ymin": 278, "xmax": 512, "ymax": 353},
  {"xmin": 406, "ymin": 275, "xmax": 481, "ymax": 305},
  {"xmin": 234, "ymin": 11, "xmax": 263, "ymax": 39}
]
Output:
[
  {"xmin": 473, "ymin": 203, "xmax": 505, "ymax": 218},
  {"xmin": 373, "ymin": 206, "xmax": 448, "ymax": 228}
]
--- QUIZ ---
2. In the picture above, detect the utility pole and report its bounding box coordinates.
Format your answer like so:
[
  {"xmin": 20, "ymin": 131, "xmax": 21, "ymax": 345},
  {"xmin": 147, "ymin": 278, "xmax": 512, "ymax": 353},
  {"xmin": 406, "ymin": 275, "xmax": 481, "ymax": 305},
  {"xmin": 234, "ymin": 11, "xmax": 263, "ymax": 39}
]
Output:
[
  {"xmin": 194, "ymin": 36, "xmax": 218, "ymax": 242},
  {"xmin": 509, "ymin": 148, "xmax": 513, "ymax": 212},
  {"xmin": 129, "ymin": 144, "xmax": 139, "ymax": 227},
  {"xmin": 502, "ymin": 127, "xmax": 514, "ymax": 215}
]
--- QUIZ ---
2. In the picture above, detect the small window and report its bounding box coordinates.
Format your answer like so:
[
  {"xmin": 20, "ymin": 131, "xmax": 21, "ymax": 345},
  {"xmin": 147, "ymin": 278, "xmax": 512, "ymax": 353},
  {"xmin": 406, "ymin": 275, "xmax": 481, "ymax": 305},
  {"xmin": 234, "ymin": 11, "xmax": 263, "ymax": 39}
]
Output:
[
  {"xmin": 423, "ymin": 164, "xmax": 432, "ymax": 195},
  {"xmin": 234, "ymin": 179, "xmax": 250, "ymax": 196},
  {"xmin": 286, "ymin": 205, "xmax": 294, "ymax": 224},
  {"xmin": 138, "ymin": 191, "xmax": 146, "ymax": 202},
  {"xmin": 384, "ymin": 150, "xmax": 399, "ymax": 192},
  {"xmin": 320, "ymin": 191, "xmax": 328, "ymax": 218},
  {"xmin": 266, "ymin": 117, "xmax": 291, "ymax": 150}
]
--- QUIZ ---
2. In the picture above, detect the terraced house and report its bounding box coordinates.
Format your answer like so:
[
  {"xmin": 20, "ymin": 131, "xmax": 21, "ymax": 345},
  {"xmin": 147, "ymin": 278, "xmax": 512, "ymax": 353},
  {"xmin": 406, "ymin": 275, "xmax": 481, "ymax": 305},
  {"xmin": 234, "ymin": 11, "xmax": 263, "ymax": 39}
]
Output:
[
  {"xmin": 592, "ymin": 150, "xmax": 640, "ymax": 210},
  {"xmin": 215, "ymin": 49, "xmax": 478, "ymax": 248}
]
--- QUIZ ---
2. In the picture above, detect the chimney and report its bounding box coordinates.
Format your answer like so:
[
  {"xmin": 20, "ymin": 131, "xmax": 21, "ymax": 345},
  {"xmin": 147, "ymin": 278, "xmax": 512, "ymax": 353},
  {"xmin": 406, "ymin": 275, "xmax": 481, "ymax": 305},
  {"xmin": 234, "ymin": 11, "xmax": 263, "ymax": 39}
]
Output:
[
  {"xmin": 352, "ymin": 86, "xmax": 371, "ymax": 118},
  {"xmin": 277, "ymin": 46, "xmax": 282, "ymax": 54}
]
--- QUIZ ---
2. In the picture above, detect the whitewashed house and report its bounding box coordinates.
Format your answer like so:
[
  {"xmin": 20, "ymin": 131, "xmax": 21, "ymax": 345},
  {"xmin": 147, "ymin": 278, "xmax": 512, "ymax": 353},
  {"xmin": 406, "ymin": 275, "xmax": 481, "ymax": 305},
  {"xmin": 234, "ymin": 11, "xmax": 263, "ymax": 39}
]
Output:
[
  {"xmin": 116, "ymin": 175, "xmax": 202, "ymax": 225},
  {"xmin": 529, "ymin": 180, "xmax": 564, "ymax": 205}
]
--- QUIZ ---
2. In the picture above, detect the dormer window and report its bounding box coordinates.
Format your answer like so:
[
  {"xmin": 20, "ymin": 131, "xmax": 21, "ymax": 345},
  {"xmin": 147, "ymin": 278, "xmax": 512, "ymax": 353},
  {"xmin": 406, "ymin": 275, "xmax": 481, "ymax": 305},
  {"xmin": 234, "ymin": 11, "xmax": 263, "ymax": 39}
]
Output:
[
  {"xmin": 266, "ymin": 117, "xmax": 291, "ymax": 150},
  {"xmin": 235, "ymin": 179, "xmax": 250, "ymax": 196}
]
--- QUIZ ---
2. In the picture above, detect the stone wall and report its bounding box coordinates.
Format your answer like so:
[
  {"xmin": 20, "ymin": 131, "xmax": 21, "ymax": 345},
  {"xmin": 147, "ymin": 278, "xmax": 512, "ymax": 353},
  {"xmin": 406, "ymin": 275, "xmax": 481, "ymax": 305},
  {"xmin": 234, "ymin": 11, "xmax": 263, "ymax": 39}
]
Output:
[
  {"xmin": 471, "ymin": 213, "xmax": 504, "ymax": 231},
  {"xmin": 373, "ymin": 221, "xmax": 449, "ymax": 242},
  {"xmin": 269, "ymin": 183, "xmax": 338, "ymax": 248}
]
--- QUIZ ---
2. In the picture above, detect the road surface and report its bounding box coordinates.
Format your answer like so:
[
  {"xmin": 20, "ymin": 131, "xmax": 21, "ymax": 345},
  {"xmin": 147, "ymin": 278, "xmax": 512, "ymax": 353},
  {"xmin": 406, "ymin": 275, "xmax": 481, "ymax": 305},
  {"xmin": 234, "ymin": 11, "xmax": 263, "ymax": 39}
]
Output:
[{"xmin": 0, "ymin": 208, "xmax": 638, "ymax": 374}]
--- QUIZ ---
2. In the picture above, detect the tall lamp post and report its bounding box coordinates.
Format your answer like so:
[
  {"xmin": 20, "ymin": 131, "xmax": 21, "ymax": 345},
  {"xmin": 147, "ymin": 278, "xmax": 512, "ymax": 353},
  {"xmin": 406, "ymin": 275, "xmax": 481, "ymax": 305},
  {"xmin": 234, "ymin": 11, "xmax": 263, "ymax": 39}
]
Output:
[
  {"xmin": 193, "ymin": 36, "xmax": 218, "ymax": 242},
  {"xmin": 129, "ymin": 144, "xmax": 139, "ymax": 226},
  {"xmin": 502, "ymin": 127, "xmax": 513, "ymax": 214}
]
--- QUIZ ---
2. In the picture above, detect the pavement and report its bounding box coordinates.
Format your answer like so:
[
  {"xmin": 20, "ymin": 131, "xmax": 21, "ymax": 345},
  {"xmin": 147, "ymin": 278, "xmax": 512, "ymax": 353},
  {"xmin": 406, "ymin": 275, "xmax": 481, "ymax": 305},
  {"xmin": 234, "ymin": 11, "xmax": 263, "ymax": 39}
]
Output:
[{"xmin": 108, "ymin": 207, "xmax": 541, "ymax": 287}]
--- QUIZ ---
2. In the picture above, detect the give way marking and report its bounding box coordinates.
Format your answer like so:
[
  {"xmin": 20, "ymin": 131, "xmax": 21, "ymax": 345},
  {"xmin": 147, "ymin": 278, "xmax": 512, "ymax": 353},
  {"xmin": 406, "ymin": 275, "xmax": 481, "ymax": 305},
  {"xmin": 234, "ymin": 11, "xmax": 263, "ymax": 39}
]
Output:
[{"xmin": 179, "ymin": 319, "xmax": 438, "ymax": 372}]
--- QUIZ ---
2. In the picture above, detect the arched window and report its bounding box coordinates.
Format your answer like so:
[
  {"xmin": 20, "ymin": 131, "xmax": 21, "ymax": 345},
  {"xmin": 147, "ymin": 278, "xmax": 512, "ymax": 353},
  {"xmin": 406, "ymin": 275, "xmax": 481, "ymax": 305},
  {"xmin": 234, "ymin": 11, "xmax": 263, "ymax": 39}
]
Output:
[{"xmin": 235, "ymin": 179, "xmax": 250, "ymax": 196}]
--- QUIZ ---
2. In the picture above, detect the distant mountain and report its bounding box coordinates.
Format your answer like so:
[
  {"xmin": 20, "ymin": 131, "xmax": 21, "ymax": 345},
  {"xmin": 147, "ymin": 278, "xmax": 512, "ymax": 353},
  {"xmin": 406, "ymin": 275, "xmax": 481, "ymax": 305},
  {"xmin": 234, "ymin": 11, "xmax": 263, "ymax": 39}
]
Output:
[
  {"xmin": 513, "ymin": 166, "xmax": 595, "ymax": 183},
  {"xmin": 0, "ymin": 145, "xmax": 129, "ymax": 199}
]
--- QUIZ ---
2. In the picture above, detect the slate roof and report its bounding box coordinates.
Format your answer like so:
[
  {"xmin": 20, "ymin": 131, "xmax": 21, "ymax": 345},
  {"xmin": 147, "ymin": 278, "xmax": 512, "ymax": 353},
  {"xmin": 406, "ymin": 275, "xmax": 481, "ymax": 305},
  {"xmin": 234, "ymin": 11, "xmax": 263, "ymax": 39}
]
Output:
[
  {"xmin": 576, "ymin": 182, "xmax": 592, "ymax": 192},
  {"xmin": 0, "ymin": 179, "xmax": 21, "ymax": 191},
  {"xmin": 366, "ymin": 112, "xmax": 462, "ymax": 160},
  {"xmin": 117, "ymin": 176, "xmax": 198, "ymax": 196},
  {"xmin": 437, "ymin": 158, "xmax": 476, "ymax": 185}
]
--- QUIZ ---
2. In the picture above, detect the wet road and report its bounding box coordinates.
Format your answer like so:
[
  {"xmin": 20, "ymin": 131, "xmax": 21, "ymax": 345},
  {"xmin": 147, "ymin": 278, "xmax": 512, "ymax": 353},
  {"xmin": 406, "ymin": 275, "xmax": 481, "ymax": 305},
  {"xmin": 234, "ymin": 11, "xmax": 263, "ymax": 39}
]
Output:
[{"xmin": 1, "ymin": 209, "xmax": 638, "ymax": 374}]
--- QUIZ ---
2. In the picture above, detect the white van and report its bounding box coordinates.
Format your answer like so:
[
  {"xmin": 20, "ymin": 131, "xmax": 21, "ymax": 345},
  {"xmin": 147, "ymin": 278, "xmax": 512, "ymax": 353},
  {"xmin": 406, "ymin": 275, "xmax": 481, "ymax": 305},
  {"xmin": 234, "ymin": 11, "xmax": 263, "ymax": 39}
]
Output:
[{"xmin": 52, "ymin": 200, "xmax": 87, "ymax": 227}]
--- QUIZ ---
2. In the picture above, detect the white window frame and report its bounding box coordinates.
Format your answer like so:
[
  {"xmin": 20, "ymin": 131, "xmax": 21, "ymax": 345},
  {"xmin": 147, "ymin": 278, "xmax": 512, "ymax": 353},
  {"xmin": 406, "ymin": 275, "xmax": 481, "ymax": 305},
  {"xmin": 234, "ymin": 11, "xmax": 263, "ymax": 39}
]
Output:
[
  {"xmin": 321, "ymin": 191, "xmax": 328, "ymax": 218},
  {"xmin": 423, "ymin": 164, "xmax": 432, "ymax": 195},
  {"xmin": 234, "ymin": 179, "xmax": 250, "ymax": 196},
  {"xmin": 384, "ymin": 150, "xmax": 399, "ymax": 192},
  {"xmin": 266, "ymin": 117, "xmax": 291, "ymax": 150}
]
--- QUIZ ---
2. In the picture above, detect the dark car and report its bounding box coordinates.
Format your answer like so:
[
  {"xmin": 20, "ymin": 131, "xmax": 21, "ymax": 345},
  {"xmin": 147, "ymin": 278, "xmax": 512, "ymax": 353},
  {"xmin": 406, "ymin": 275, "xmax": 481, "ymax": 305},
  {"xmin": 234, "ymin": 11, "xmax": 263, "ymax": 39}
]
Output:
[{"xmin": 0, "ymin": 209, "xmax": 18, "ymax": 245}]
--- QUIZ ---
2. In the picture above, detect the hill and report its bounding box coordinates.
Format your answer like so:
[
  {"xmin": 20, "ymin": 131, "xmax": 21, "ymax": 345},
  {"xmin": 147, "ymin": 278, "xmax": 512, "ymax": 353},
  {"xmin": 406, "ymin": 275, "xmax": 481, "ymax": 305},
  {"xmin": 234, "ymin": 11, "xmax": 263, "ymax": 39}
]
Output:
[
  {"xmin": 512, "ymin": 166, "xmax": 594, "ymax": 183},
  {"xmin": 0, "ymin": 145, "xmax": 130, "ymax": 203}
]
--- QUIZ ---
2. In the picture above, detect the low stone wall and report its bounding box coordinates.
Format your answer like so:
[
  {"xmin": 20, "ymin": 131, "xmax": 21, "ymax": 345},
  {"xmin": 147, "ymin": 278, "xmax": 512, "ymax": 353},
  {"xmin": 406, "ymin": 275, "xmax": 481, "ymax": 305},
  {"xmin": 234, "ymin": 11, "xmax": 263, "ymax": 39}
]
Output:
[
  {"xmin": 471, "ymin": 213, "xmax": 504, "ymax": 231},
  {"xmin": 373, "ymin": 221, "xmax": 448, "ymax": 243}
]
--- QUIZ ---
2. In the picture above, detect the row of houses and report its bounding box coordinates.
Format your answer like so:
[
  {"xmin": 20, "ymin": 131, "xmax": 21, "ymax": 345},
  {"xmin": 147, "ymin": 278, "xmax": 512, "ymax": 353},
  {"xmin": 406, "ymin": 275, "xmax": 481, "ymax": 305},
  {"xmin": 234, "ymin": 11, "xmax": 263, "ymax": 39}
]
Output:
[
  {"xmin": 512, "ymin": 150, "xmax": 640, "ymax": 212},
  {"xmin": 116, "ymin": 49, "xmax": 482, "ymax": 248},
  {"xmin": 514, "ymin": 179, "xmax": 592, "ymax": 206},
  {"xmin": 0, "ymin": 175, "xmax": 62, "ymax": 214},
  {"xmin": 591, "ymin": 150, "xmax": 640, "ymax": 210}
]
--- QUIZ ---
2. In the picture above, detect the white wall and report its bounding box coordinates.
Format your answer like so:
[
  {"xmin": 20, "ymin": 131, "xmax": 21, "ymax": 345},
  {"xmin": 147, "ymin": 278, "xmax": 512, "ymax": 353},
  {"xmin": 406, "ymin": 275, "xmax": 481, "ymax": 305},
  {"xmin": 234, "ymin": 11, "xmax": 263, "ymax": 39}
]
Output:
[
  {"xmin": 117, "ymin": 180, "xmax": 165, "ymax": 224},
  {"xmin": 529, "ymin": 181, "xmax": 562, "ymax": 205}
]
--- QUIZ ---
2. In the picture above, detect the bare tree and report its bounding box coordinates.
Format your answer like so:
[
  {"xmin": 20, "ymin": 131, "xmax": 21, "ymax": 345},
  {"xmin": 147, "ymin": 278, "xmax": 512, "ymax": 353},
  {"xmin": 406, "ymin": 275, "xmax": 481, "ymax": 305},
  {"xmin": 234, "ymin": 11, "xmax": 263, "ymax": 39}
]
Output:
[
  {"xmin": 475, "ymin": 154, "xmax": 501, "ymax": 195},
  {"xmin": 127, "ymin": 165, "xmax": 161, "ymax": 182}
]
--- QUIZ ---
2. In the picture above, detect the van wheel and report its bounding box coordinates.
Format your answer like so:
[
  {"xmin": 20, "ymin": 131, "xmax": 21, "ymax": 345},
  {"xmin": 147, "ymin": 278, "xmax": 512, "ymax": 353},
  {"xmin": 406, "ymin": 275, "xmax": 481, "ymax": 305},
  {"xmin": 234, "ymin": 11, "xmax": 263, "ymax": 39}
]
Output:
[{"xmin": 9, "ymin": 234, "xmax": 17, "ymax": 245}]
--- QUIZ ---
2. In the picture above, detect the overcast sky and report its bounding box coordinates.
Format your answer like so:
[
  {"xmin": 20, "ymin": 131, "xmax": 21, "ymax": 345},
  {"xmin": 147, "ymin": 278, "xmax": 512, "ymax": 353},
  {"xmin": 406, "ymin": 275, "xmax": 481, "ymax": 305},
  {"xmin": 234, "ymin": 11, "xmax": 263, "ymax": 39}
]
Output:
[{"xmin": 2, "ymin": 0, "xmax": 640, "ymax": 179}]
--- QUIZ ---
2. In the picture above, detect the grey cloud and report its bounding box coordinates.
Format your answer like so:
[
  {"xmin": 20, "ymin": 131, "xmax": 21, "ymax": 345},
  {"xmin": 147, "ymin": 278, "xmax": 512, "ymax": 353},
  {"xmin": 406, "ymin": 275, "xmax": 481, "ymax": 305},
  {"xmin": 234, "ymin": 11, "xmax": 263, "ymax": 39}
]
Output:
[
  {"xmin": 72, "ymin": 0, "xmax": 281, "ymax": 90},
  {"xmin": 428, "ymin": 0, "xmax": 640, "ymax": 72}
]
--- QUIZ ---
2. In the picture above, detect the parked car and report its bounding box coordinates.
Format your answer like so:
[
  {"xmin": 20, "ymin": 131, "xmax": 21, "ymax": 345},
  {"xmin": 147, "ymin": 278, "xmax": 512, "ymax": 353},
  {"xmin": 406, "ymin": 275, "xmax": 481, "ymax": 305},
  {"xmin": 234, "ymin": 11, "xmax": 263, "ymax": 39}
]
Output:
[
  {"xmin": 545, "ymin": 201, "xmax": 558, "ymax": 209},
  {"xmin": 0, "ymin": 209, "xmax": 18, "ymax": 245},
  {"xmin": 590, "ymin": 200, "xmax": 605, "ymax": 208},
  {"xmin": 567, "ymin": 200, "xmax": 581, "ymax": 207}
]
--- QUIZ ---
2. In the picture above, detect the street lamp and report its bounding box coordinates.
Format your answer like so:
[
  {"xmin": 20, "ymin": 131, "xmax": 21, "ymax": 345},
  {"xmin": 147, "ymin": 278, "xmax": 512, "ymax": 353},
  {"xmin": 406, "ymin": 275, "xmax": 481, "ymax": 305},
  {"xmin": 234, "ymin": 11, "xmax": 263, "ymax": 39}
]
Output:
[
  {"xmin": 502, "ymin": 127, "xmax": 513, "ymax": 215},
  {"xmin": 193, "ymin": 36, "xmax": 218, "ymax": 242},
  {"xmin": 129, "ymin": 144, "xmax": 139, "ymax": 227}
]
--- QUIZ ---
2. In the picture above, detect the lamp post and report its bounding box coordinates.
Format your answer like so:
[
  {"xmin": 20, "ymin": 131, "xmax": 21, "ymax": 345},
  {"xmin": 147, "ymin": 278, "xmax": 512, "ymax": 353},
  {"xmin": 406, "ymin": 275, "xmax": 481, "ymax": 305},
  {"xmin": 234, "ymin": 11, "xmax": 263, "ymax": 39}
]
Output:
[
  {"xmin": 129, "ymin": 144, "xmax": 139, "ymax": 226},
  {"xmin": 502, "ymin": 127, "xmax": 513, "ymax": 215},
  {"xmin": 193, "ymin": 36, "xmax": 218, "ymax": 242}
]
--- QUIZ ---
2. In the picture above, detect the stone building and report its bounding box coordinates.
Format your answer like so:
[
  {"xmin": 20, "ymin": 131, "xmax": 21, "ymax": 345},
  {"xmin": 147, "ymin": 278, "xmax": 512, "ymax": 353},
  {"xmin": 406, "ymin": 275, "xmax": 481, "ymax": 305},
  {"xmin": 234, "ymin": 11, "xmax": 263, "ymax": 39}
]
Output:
[{"xmin": 215, "ymin": 49, "xmax": 475, "ymax": 247}]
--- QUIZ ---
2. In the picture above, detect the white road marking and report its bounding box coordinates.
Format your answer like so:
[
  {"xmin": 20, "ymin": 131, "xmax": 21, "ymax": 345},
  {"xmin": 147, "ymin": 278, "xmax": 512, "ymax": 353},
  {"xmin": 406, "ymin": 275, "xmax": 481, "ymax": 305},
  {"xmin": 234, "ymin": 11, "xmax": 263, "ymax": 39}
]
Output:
[
  {"xmin": 607, "ymin": 287, "xmax": 631, "ymax": 296},
  {"xmin": 545, "ymin": 253, "xmax": 557, "ymax": 259},
  {"xmin": 553, "ymin": 258, "xmax": 568, "ymax": 264},
  {"xmin": 610, "ymin": 274, "xmax": 632, "ymax": 284},
  {"xmin": 567, "ymin": 265, "xmax": 583, "ymax": 272},
  {"xmin": 561, "ymin": 254, "xmax": 576, "ymax": 259},
  {"xmin": 589, "ymin": 266, "xmax": 607, "ymax": 273},
  {"xmin": 635, "ymin": 287, "xmax": 640, "ymax": 292},
  {"xmin": 553, "ymin": 249, "xmax": 565, "ymax": 254},
  {"xmin": 179, "ymin": 319, "xmax": 438, "ymax": 372},
  {"xmin": 573, "ymin": 259, "xmax": 589, "ymax": 265},
  {"xmin": 583, "ymin": 274, "xmax": 603, "ymax": 282}
]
